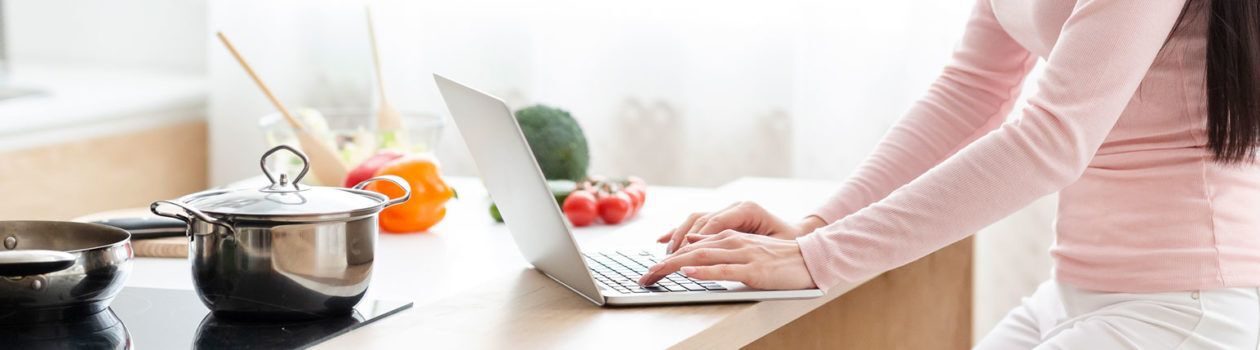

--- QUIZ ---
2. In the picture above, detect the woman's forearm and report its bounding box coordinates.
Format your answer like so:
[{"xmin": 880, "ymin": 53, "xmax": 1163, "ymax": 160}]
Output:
[
  {"xmin": 811, "ymin": 0, "xmax": 1037, "ymax": 225},
  {"xmin": 798, "ymin": 0, "xmax": 1189, "ymax": 291}
]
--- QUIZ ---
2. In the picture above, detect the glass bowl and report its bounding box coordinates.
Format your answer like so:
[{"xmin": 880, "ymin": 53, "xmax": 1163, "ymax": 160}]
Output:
[{"xmin": 259, "ymin": 108, "xmax": 445, "ymax": 185}]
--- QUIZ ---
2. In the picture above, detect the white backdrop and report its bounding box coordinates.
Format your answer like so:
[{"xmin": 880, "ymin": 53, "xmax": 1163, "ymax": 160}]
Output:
[
  {"xmin": 206, "ymin": 0, "xmax": 1052, "ymax": 341},
  {"xmin": 207, "ymin": 0, "xmax": 974, "ymax": 186}
]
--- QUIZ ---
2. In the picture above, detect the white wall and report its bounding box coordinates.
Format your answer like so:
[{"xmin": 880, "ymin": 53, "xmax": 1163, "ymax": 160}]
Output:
[
  {"xmin": 205, "ymin": 0, "xmax": 977, "ymax": 187},
  {"xmin": 6, "ymin": 0, "xmax": 206, "ymax": 73}
]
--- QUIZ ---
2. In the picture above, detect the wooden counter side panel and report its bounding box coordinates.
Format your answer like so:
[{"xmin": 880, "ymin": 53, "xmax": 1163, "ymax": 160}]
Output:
[
  {"xmin": 0, "ymin": 120, "xmax": 208, "ymax": 220},
  {"xmin": 745, "ymin": 237, "xmax": 973, "ymax": 350}
]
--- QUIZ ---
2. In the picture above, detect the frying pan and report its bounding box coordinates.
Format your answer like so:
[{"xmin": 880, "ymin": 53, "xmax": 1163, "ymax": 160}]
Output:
[{"xmin": 0, "ymin": 221, "xmax": 133, "ymax": 325}]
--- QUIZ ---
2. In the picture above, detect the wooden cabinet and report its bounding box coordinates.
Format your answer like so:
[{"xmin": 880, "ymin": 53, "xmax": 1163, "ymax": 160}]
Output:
[
  {"xmin": 748, "ymin": 238, "xmax": 973, "ymax": 349},
  {"xmin": 0, "ymin": 120, "xmax": 208, "ymax": 220}
]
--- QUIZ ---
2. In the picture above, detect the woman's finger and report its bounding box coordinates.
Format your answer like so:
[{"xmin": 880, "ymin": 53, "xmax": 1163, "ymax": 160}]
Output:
[
  {"xmin": 656, "ymin": 231, "xmax": 674, "ymax": 243},
  {"xmin": 685, "ymin": 233, "xmax": 717, "ymax": 243},
  {"xmin": 694, "ymin": 202, "xmax": 764, "ymax": 236},
  {"xmin": 664, "ymin": 212, "xmax": 705, "ymax": 249},
  {"xmin": 689, "ymin": 231, "xmax": 788, "ymax": 244},
  {"xmin": 638, "ymin": 247, "xmax": 749, "ymax": 286},
  {"xmin": 673, "ymin": 231, "xmax": 744, "ymax": 256},
  {"xmin": 680, "ymin": 264, "xmax": 747, "ymax": 282},
  {"xmin": 685, "ymin": 202, "xmax": 739, "ymax": 236},
  {"xmin": 673, "ymin": 202, "xmax": 740, "ymax": 253}
]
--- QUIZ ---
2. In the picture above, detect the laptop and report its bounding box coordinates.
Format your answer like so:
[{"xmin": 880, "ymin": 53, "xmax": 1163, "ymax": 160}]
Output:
[{"xmin": 434, "ymin": 74, "xmax": 824, "ymax": 305}]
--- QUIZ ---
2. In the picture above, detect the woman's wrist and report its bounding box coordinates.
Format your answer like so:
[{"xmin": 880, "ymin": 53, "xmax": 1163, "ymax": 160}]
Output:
[{"xmin": 794, "ymin": 215, "xmax": 829, "ymax": 237}]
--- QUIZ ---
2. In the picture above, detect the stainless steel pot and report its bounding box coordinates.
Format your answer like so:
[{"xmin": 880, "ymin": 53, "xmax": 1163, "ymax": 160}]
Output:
[
  {"xmin": 151, "ymin": 145, "xmax": 411, "ymax": 320},
  {"xmin": 0, "ymin": 221, "xmax": 133, "ymax": 325}
]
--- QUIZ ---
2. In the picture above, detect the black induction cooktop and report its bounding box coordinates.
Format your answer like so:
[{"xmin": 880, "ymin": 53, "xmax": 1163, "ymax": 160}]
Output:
[{"xmin": 0, "ymin": 287, "xmax": 412, "ymax": 349}]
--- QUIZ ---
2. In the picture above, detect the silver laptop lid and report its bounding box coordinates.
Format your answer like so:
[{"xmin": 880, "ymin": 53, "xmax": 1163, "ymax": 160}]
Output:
[{"xmin": 433, "ymin": 74, "xmax": 605, "ymax": 305}]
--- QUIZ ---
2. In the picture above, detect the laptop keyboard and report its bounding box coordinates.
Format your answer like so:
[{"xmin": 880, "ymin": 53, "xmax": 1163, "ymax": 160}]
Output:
[{"xmin": 583, "ymin": 250, "xmax": 728, "ymax": 294}]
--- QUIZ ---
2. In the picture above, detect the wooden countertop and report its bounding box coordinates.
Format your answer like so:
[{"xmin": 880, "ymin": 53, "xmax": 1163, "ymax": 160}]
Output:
[{"xmin": 91, "ymin": 177, "xmax": 972, "ymax": 349}]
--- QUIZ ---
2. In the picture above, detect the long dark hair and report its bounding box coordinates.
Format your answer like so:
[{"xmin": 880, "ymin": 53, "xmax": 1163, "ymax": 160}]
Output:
[{"xmin": 1175, "ymin": 0, "xmax": 1260, "ymax": 163}]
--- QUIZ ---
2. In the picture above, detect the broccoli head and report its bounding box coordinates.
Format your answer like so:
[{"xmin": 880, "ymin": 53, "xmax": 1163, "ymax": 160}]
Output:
[{"xmin": 515, "ymin": 104, "xmax": 590, "ymax": 181}]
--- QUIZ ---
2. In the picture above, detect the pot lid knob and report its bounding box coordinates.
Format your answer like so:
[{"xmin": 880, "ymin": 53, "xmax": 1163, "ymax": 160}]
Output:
[{"xmin": 260, "ymin": 145, "xmax": 310, "ymax": 193}]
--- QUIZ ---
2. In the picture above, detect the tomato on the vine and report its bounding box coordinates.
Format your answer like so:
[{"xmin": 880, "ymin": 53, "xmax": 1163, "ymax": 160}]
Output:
[
  {"xmin": 556, "ymin": 175, "xmax": 649, "ymax": 227},
  {"xmin": 562, "ymin": 191, "xmax": 599, "ymax": 227},
  {"xmin": 623, "ymin": 187, "xmax": 645, "ymax": 212},
  {"xmin": 597, "ymin": 191, "xmax": 633, "ymax": 224}
]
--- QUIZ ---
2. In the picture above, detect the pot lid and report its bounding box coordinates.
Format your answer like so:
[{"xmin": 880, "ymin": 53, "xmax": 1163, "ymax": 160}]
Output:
[
  {"xmin": 179, "ymin": 145, "xmax": 408, "ymax": 217},
  {"xmin": 182, "ymin": 187, "xmax": 385, "ymax": 217}
]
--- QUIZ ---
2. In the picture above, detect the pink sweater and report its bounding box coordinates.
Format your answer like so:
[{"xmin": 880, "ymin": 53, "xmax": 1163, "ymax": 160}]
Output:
[{"xmin": 798, "ymin": 0, "xmax": 1260, "ymax": 293}]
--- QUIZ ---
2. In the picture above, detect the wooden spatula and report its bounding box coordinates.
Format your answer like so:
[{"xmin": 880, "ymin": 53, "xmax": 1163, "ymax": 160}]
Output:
[
  {"xmin": 216, "ymin": 31, "xmax": 349, "ymax": 185},
  {"xmin": 365, "ymin": 6, "xmax": 409, "ymax": 148}
]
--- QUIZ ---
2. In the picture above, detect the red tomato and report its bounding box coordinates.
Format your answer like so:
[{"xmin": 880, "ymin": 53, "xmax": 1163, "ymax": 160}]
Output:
[
  {"xmin": 626, "ymin": 176, "xmax": 647, "ymax": 206},
  {"xmin": 621, "ymin": 189, "xmax": 643, "ymax": 217},
  {"xmin": 597, "ymin": 191, "xmax": 633, "ymax": 225},
  {"xmin": 623, "ymin": 188, "xmax": 645, "ymax": 212},
  {"xmin": 562, "ymin": 191, "xmax": 599, "ymax": 227}
]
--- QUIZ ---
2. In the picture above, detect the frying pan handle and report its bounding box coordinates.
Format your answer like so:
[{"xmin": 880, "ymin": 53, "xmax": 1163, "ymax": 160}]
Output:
[
  {"xmin": 150, "ymin": 200, "xmax": 234, "ymax": 234},
  {"xmin": 353, "ymin": 175, "xmax": 412, "ymax": 207},
  {"xmin": 0, "ymin": 250, "xmax": 76, "ymax": 277}
]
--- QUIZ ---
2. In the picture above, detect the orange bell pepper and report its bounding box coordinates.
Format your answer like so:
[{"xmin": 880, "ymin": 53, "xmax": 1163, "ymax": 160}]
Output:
[{"xmin": 367, "ymin": 155, "xmax": 455, "ymax": 233}]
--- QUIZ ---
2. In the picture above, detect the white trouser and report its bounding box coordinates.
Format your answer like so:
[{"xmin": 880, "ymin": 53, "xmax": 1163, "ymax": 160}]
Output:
[{"xmin": 974, "ymin": 280, "xmax": 1260, "ymax": 349}]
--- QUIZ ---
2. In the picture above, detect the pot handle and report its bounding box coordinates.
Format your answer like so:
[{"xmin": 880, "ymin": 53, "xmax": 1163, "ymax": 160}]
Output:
[
  {"xmin": 353, "ymin": 175, "xmax": 412, "ymax": 207},
  {"xmin": 150, "ymin": 200, "xmax": 234, "ymax": 234},
  {"xmin": 0, "ymin": 250, "xmax": 75, "ymax": 277}
]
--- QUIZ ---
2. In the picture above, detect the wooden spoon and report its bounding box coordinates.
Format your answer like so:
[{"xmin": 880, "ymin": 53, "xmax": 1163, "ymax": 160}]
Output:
[
  {"xmin": 216, "ymin": 31, "xmax": 349, "ymax": 185},
  {"xmin": 365, "ymin": 6, "xmax": 409, "ymax": 148}
]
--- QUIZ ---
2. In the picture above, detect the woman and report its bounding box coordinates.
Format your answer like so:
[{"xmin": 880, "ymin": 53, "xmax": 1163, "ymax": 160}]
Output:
[{"xmin": 638, "ymin": 0, "xmax": 1260, "ymax": 347}]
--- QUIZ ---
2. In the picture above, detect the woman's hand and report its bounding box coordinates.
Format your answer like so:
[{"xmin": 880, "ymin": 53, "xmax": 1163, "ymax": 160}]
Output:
[
  {"xmin": 638, "ymin": 231, "xmax": 817, "ymax": 290},
  {"xmin": 656, "ymin": 201, "xmax": 827, "ymax": 253}
]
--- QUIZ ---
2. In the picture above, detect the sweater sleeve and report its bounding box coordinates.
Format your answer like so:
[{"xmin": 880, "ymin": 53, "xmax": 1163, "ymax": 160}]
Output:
[
  {"xmin": 798, "ymin": 0, "xmax": 1189, "ymax": 291},
  {"xmin": 812, "ymin": 0, "xmax": 1037, "ymax": 224}
]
